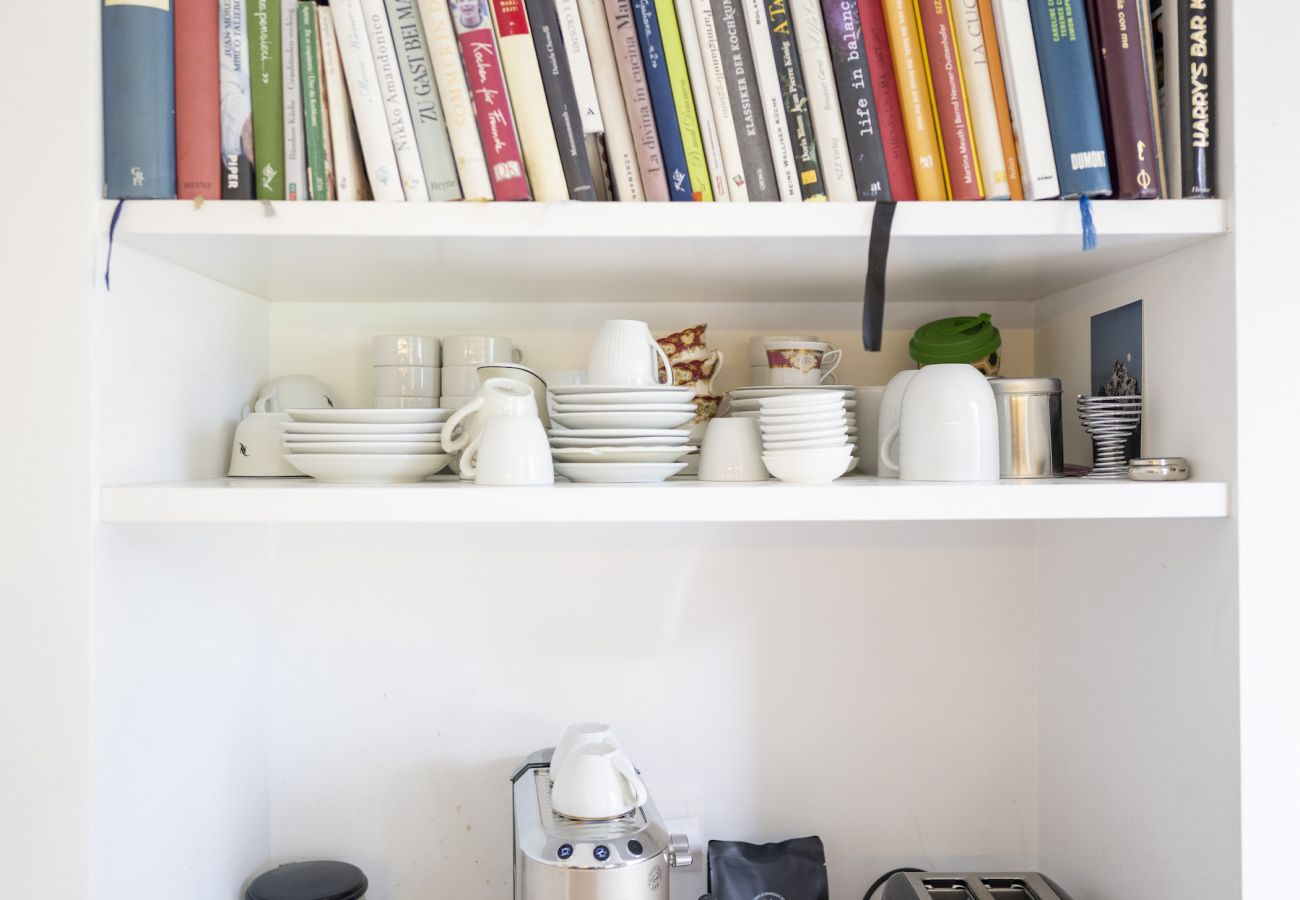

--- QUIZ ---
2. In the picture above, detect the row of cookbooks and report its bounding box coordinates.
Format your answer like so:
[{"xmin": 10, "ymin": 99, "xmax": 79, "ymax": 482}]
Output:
[{"xmin": 102, "ymin": 0, "xmax": 1216, "ymax": 202}]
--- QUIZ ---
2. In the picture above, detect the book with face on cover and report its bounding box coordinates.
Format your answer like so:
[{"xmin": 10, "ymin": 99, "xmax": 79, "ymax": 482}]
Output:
[
  {"xmin": 386, "ymin": 0, "xmax": 464, "ymax": 199},
  {"xmin": 788, "ymin": 0, "xmax": 854, "ymax": 200},
  {"xmin": 577, "ymin": 0, "xmax": 647, "ymax": 199}
]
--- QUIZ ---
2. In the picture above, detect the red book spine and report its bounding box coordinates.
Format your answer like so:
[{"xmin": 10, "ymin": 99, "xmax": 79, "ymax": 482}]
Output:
[
  {"xmin": 912, "ymin": 0, "xmax": 982, "ymax": 199},
  {"xmin": 174, "ymin": 0, "xmax": 222, "ymax": 199},
  {"xmin": 857, "ymin": 0, "xmax": 916, "ymax": 200},
  {"xmin": 454, "ymin": 23, "xmax": 532, "ymax": 200}
]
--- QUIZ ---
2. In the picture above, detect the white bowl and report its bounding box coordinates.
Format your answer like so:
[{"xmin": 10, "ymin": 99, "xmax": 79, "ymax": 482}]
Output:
[
  {"xmin": 761, "ymin": 416, "xmax": 848, "ymax": 435},
  {"xmin": 762, "ymin": 453, "xmax": 850, "ymax": 484},
  {"xmin": 762, "ymin": 446, "xmax": 854, "ymax": 459},
  {"xmin": 764, "ymin": 436, "xmax": 851, "ymax": 451},
  {"xmin": 283, "ymin": 453, "xmax": 453, "ymax": 483}
]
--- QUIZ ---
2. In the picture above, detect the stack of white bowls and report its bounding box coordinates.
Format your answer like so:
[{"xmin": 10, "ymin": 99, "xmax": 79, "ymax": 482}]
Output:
[
  {"xmin": 440, "ymin": 336, "xmax": 523, "ymax": 409},
  {"xmin": 726, "ymin": 385, "xmax": 857, "ymax": 437},
  {"xmin": 548, "ymin": 385, "xmax": 698, "ymax": 482},
  {"xmin": 756, "ymin": 393, "xmax": 857, "ymax": 484},
  {"xmin": 281, "ymin": 408, "xmax": 454, "ymax": 483},
  {"xmin": 372, "ymin": 335, "xmax": 440, "ymax": 409}
]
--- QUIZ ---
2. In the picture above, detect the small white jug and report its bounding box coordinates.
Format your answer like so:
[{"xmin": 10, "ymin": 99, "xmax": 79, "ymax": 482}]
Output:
[{"xmin": 588, "ymin": 320, "xmax": 673, "ymax": 386}]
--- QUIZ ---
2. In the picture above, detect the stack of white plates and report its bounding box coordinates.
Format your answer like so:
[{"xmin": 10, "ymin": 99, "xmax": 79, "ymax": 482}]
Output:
[
  {"xmin": 726, "ymin": 385, "xmax": 858, "ymax": 436},
  {"xmin": 548, "ymin": 385, "xmax": 697, "ymax": 482},
  {"xmin": 281, "ymin": 408, "xmax": 455, "ymax": 483},
  {"xmin": 755, "ymin": 393, "xmax": 857, "ymax": 484}
]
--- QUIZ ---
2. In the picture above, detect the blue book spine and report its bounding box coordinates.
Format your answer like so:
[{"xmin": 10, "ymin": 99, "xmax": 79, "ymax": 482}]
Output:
[
  {"xmin": 102, "ymin": 0, "xmax": 177, "ymax": 198},
  {"xmin": 1026, "ymin": 0, "xmax": 1111, "ymax": 198},
  {"xmin": 630, "ymin": 0, "xmax": 692, "ymax": 200}
]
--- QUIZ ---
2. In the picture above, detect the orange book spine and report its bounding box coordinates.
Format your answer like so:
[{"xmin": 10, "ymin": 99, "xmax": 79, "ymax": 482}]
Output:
[
  {"xmin": 879, "ymin": 0, "xmax": 946, "ymax": 199},
  {"xmin": 973, "ymin": 0, "xmax": 1022, "ymax": 199}
]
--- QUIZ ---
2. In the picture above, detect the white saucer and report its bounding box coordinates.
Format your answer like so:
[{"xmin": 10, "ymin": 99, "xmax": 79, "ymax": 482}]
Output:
[
  {"xmin": 551, "ymin": 411, "xmax": 697, "ymax": 430},
  {"xmin": 761, "ymin": 416, "xmax": 848, "ymax": 435},
  {"xmin": 283, "ymin": 453, "xmax": 453, "ymax": 483},
  {"xmin": 282, "ymin": 421, "xmax": 445, "ymax": 435},
  {"xmin": 763, "ymin": 436, "xmax": 852, "ymax": 451},
  {"xmin": 284, "ymin": 432, "xmax": 442, "ymax": 443},
  {"xmin": 757, "ymin": 394, "xmax": 852, "ymax": 410},
  {"xmin": 550, "ymin": 435, "xmax": 692, "ymax": 448},
  {"xmin": 552, "ymin": 390, "xmax": 695, "ymax": 404},
  {"xmin": 731, "ymin": 398, "xmax": 853, "ymax": 412},
  {"xmin": 730, "ymin": 385, "xmax": 855, "ymax": 398},
  {"xmin": 550, "ymin": 384, "xmax": 692, "ymax": 396},
  {"xmin": 284, "ymin": 441, "xmax": 448, "ymax": 455},
  {"xmin": 551, "ymin": 446, "xmax": 695, "ymax": 463},
  {"xmin": 550, "ymin": 402, "xmax": 698, "ymax": 413},
  {"xmin": 287, "ymin": 408, "xmax": 452, "ymax": 425},
  {"xmin": 548, "ymin": 428, "xmax": 692, "ymax": 439},
  {"xmin": 555, "ymin": 462, "xmax": 688, "ymax": 483}
]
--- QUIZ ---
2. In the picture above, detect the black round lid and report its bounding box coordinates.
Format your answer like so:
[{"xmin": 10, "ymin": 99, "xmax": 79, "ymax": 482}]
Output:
[{"xmin": 247, "ymin": 861, "xmax": 368, "ymax": 900}]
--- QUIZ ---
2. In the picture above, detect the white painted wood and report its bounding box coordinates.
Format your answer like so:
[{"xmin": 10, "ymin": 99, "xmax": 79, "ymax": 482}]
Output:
[
  {"xmin": 104, "ymin": 199, "xmax": 1228, "ymax": 303},
  {"xmin": 99, "ymin": 477, "xmax": 1228, "ymax": 524}
]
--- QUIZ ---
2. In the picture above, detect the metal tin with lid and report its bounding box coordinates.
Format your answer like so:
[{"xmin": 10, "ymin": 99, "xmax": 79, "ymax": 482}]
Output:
[
  {"xmin": 1129, "ymin": 457, "xmax": 1190, "ymax": 481},
  {"xmin": 990, "ymin": 377, "xmax": 1064, "ymax": 479},
  {"xmin": 909, "ymin": 313, "xmax": 1003, "ymax": 375},
  {"xmin": 246, "ymin": 861, "xmax": 368, "ymax": 900}
]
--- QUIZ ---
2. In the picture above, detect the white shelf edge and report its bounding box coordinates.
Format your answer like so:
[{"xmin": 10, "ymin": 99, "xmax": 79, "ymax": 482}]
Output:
[{"xmin": 99, "ymin": 476, "xmax": 1230, "ymax": 524}]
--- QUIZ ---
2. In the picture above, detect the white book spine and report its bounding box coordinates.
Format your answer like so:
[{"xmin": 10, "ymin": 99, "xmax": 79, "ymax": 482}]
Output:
[
  {"xmin": 673, "ymin": 0, "xmax": 730, "ymax": 200},
  {"xmin": 738, "ymin": 0, "xmax": 799, "ymax": 200},
  {"xmin": 951, "ymin": 0, "xmax": 1010, "ymax": 199},
  {"xmin": 317, "ymin": 6, "xmax": 357, "ymax": 199},
  {"xmin": 787, "ymin": 0, "xmax": 854, "ymax": 201},
  {"xmin": 576, "ymin": 0, "xmax": 645, "ymax": 199},
  {"xmin": 989, "ymin": 0, "xmax": 1058, "ymax": 199},
  {"xmin": 689, "ymin": 0, "xmax": 748, "ymax": 200},
  {"xmin": 554, "ymin": 0, "xmax": 605, "ymax": 135},
  {"xmin": 281, "ymin": 1, "xmax": 306, "ymax": 200},
  {"xmin": 359, "ymin": 0, "xmax": 430, "ymax": 199},
  {"xmin": 414, "ymin": 0, "xmax": 494, "ymax": 199},
  {"xmin": 330, "ymin": 0, "xmax": 405, "ymax": 199}
]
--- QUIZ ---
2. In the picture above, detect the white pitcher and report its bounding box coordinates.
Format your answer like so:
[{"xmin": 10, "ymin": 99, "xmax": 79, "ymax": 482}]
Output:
[{"xmin": 588, "ymin": 320, "xmax": 673, "ymax": 387}]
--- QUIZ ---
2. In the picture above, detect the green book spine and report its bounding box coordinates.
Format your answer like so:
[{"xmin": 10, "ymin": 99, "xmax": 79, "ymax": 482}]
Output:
[
  {"xmin": 298, "ymin": 2, "xmax": 330, "ymax": 199},
  {"xmin": 652, "ymin": 0, "xmax": 712, "ymax": 200},
  {"xmin": 248, "ymin": 0, "xmax": 286, "ymax": 198}
]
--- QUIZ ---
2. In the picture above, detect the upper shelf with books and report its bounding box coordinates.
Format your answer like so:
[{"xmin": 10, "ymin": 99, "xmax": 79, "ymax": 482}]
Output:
[{"xmin": 102, "ymin": 198, "xmax": 1228, "ymax": 304}]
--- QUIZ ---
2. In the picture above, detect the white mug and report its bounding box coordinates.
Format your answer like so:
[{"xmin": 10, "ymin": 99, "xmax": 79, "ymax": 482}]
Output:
[
  {"xmin": 460, "ymin": 416, "xmax": 554, "ymax": 485},
  {"xmin": 749, "ymin": 334, "xmax": 819, "ymax": 367},
  {"xmin": 588, "ymin": 320, "xmax": 673, "ymax": 386},
  {"xmin": 550, "ymin": 740, "xmax": 648, "ymax": 820},
  {"xmin": 698, "ymin": 418, "xmax": 767, "ymax": 481},
  {"xmin": 255, "ymin": 374, "xmax": 336, "ymax": 412},
  {"xmin": 854, "ymin": 386, "xmax": 885, "ymax": 475},
  {"xmin": 442, "ymin": 378, "xmax": 540, "ymax": 479},
  {"xmin": 372, "ymin": 365, "xmax": 440, "ymax": 398},
  {"xmin": 372, "ymin": 334, "xmax": 440, "ymax": 367},
  {"xmin": 877, "ymin": 370, "xmax": 918, "ymax": 478},
  {"xmin": 477, "ymin": 363, "xmax": 550, "ymax": 430},
  {"xmin": 442, "ymin": 335, "xmax": 523, "ymax": 367},
  {"xmin": 879, "ymin": 364, "xmax": 999, "ymax": 482},
  {"xmin": 552, "ymin": 722, "xmax": 620, "ymax": 773},
  {"xmin": 229, "ymin": 412, "xmax": 300, "ymax": 476},
  {"xmin": 762, "ymin": 340, "xmax": 842, "ymax": 386}
]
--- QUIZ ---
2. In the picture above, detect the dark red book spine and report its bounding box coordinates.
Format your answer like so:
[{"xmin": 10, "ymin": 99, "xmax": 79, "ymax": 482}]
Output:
[
  {"xmin": 857, "ymin": 0, "xmax": 916, "ymax": 200},
  {"xmin": 173, "ymin": 0, "xmax": 222, "ymax": 199},
  {"xmin": 913, "ymin": 0, "xmax": 982, "ymax": 200},
  {"xmin": 1084, "ymin": 0, "xmax": 1159, "ymax": 198}
]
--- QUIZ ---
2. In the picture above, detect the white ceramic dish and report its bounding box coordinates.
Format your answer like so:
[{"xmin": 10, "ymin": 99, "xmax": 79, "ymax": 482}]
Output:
[
  {"xmin": 764, "ymin": 436, "xmax": 852, "ymax": 451},
  {"xmin": 548, "ymin": 428, "xmax": 692, "ymax": 439},
  {"xmin": 732, "ymin": 409, "xmax": 857, "ymax": 423},
  {"xmin": 550, "ymin": 411, "xmax": 697, "ymax": 429},
  {"xmin": 762, "ymin": 425, "xmax": 850, "ymax": 441},
  {"xmin": 549, "ymin": 435, "xmax": 692, "ymax": 448},
  {"xmin": 283, "ymin": 431, "xmax": 442, "ymax": 443},
  {"xmin": 762, "ymin": 445, "xmax": 854, "ymax": 459},
  {"xmin": 552, "ymin": 390, "xmax": 694, "ymax": 404},
  {"xmin": 555, "ymin": 462, "xmax": 688, "ymax": 483},
  {"xmin": 283, "ymin": 453, "xmax": 453, "ymax": 483},
  {"xmin": 550, "ymin": 446, "xmax": 695, "ymax": 463},
  {"xmin": 550, "ymin": 402, "xmax": 698, "ymax": 413},
  {"xmin": 282, "ymin": 421, "xmax": 445, "ymax": 435},
  {"xmin": 287, "ymin": 408, "xmax": 452, "ymax": 425},
  {"xmin": 731, "ymin": 399, "xmax": 854, "ymax": 413},
  {"xmin": 550, "ymin": 384, "xmax": 694, "ymax": 397},
  {"xmin": 760, "ymin": 416, "xmax": 849, "ymax": 435},
  {"xmin": 730, "ymin": 385, "xmax": 854, "ymax": 399},
  {"xmin": 761, "ymin": 454, "xmax": 849, "ymax": 484},
  {"xmin": 757, "ymin": 394, "xmax": 853, "ymax": 410},
  {"xmin": 284, "ymin": 441, "xmax": 449, "ymax": 454}
]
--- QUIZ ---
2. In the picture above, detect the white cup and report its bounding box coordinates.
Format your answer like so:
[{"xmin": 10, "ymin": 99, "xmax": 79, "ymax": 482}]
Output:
[
  {"xmin": 372, "ymin": 395, "xmax": 438, "ymax": 409},
  {"xmin": 762, "ymin": 340, "xmax": 842, "ymax": 386},
  {"xmin": 550, "ymin": 740, "xmax": 648, "ymax": 820},
  {"xmin": 877, "ymin": 370, "xmax": 918, "ymax": 478},
  {"xmin": 373, "ymin": 365, "xmax": 440, "ymax": 397},
  {"xmin": 588, "ymin": 320, "xmax": 673, "ymax": 386},
  {"xmin": 749, "ymin": 335, "xmax": 820, "ymax": 367},
  {"xmin": 854, "ymin": 386, "xmax": 885, "ymax": 475},
  {"xmin": 229, "ymin": 412, "xmax": 300, "ymax": 476},
  {"xmin": 442, "ymin": 335, "xmax": 522, "ymax": 367},
  {"xmin": 880, "ymin": 364, "xmax": 999, "ymax": 482},
  {"xmin": 552, "ymin": 723, "xmax": 620, "ymax": 774},
  {"xmin": 698, "ymin": 418, "xmax": 768, "ymax": 481},
  {"xmin": 372, "ymin": 334, "xmax": 440, "ymax": 367},
  {"xmin": 460, "ymin": 416, "xmax": 554, "ymax": 485},
  {"xmin": 255, "ymin": 374, "xmax": 336, "ymax": 412},
  {"xmin": 442, "ymin": 378, "xmax": 540, "ymax": 479},
  {"xmin": 477, "ymin": 363, "xmax": 550, "ymax": 430},
  {"xmin": 441, "ymin": 365, "xmax": 483, "ymax": 397}
]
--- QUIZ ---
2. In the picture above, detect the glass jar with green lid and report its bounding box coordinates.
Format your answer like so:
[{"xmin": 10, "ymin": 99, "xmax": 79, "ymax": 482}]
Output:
[{"xmin": 909, "ymin": 313, "xmax": 1002, "ymax": 375}]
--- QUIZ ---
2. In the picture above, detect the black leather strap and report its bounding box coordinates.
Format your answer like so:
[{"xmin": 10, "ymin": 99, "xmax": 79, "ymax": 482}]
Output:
[{"xmin": 862, "ymin": 201, "xmax": 897, "ymax": 351}]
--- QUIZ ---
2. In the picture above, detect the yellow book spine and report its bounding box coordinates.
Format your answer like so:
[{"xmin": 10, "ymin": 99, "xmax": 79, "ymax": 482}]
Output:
[
  {"xmin": 654, "ymin": 0, "xmax": 713, "ymax": 200},
  {"xmin": 880, "ymin": 0, "xmax": 946, "ymax": 200}
]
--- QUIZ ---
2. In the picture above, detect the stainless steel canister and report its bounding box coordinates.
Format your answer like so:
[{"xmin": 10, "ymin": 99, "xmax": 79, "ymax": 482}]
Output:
[{"xmin": 990, "ymin": 377, "xmax": 1064, "ymax": 478}]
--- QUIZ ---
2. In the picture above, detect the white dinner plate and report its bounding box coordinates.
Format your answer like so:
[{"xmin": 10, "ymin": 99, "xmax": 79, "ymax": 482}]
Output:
[
  {"xmin": 283, "ymin": 431, "xmax": 442, "ymax": 443},
  {"xmin": 281, "ymin": 421, "xmax": 445, "ymax": 435},
  {"xmin": 286, "ymin": 408, "xmax": 453, "ymax": 425},
  {"xmin": 283, "ymin": 453, "xmax": 453, "ymax": 483},
  {"xmin": 555, "ymin": 462, "xmax": 688, "ymax": 483},
  {"xmin": 729, "ymin": 385, "xmax": 855, "ymax": 399},
  {"xmin": 550, "ymin": 402, "xmax": 698, "ymax": 413},
  {"xmin": 284, "ymin": 441, "xmax": 448, "ymax": 455},
  {"xmin": 760, "ymin": 416, "xmax": 848, "ymax": 435},
  {"xmin": 551, "ymin": 390, "xmax": 694, "ymax": 404},
  {"xmin": 550, "ymin": 384, "xmax": 691, "ymax": 396},
  {"xmin": 550, "ymin": 411, "xmax": 697, "ymax": 429},
  {"xmin": 550, "ymin": 446, "xmax": 696, "ymax": 463},
  {"xmin": 763, "ymin": 436, "xmax": 852, "ymax": 451},
  {"xmin": 549, "ymin": 435, "xmax": 692, "ymax": 448}
]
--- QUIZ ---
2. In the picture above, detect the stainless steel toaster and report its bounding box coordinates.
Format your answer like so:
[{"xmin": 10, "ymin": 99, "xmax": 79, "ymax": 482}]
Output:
[
  {"xmin": 512, "ymin": 748, "xmax": 691, "ymax": 900},
  {"xmin": 882, "ymin": 872, "xmax": 1073, "ymax": 900}
]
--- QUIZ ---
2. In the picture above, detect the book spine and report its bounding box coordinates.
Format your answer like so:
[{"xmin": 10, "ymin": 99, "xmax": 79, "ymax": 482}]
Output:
[
  {"xmin": 879, "ymin": 0, "xmax": 945, "ymax": 198},
  {"xmin": 972, "ymin": 0, "xmax": 1022, "ymax": 197},
  {"xmin": 248, "ymin": 0, "xmax": 286, "ymax": 199},
  {"xmin": 361, "ymin": 0, "xmax": 430, "ymax": 199},
  {"xmin": 524, "ymin": 0, "xmax": 600, "ymax": 198},
  {"xmin": 674, "ymin": 0, "xmax": 731, "ymax": 199},
  {"xmin": 1174, "ymin": 0, "xmax": 1213, "ymax": 197},
  {"xmin": 220, "ymin": 0, "xmax": 256, "ymax": 197},
  {"xmin": 605, "ymin": 0, "xmax": 671, "ymax": 199},
  {"xmin": 104, "ymin": 0, "xmax": 177, "ymax": 199},
  {"xmin": 386, "ymin": 0, "xmax": 462, "ymax": 199},
  {"xmin": 577, "ymin": 0, "xmax": 646, "ymax": 199},
  {"xmin": 913, "ymin": 0, "xmax": 983, "ymax": 200},
  {"xmin": 713, "ymin": 0, "xmax": 777, "ymax": 199},
  {"xmin": 988, "ymin": 0, "xmax": 1056, "ymax": 197},
  {"xmin": 555, "ymin": 0, "xmax": 606, "ymax": 136},
  {"xmin": 690, "ymin": 0, "xmax": 751, "ymax": 199},
  {"xmin": 631, "ymin": 0, "xmax": 695, "ymax": 200},
  {"xmin": 449, "ymin": 0, "xmax": 531, "ymax": 200},
  {"xmin": 318, "ymin": 4, "xmax": 372, "ymax": 199},
  {"xmin": 739, "ymin": 0, "xmax": 800, "ymax": 199},
  {"xmin": 1135, "ymin": 0, "xmax": 1166, "ymax": 198},
  {"xmin": 858, "ymin": 0, "xmax": 915, "ymax": 198},
  {"xmin": 1026, "ymin": 0, "xmax": 1111, "ymax": 197},
  {"xmin": 1084, "ymin": 0, "xmax": 1159, "ymax": 198},
  {"xmin": 950, "ymin": 0, "xmax": 1010, "ymax": 198},
  {"xmin": 416, "ymin": 0, "xmax": 495, "ymax": 198},
  {"xmin": 298, "ymin": 2, "xmax": 331, "ymax": 199},
  {"xmin": 1160, "ymin": 0, "xmax": 1180, "ymax": 195},
  {"xmin": 823, "ymin": 0, "xmax": 893, "ymax": 199},
  {"xmin": 655, "ymin": 0, "xmax": 714, "ymax": 199},
  {"xmin": 175, "ymin": 0, "xmax": 220, "ymax": 199},
  {"xmin": 330, "ymin": 0, "xmax": 405, "ymax": 199},
  {"xmin": 281, "ymin": 2, "xmax": 305, "ymax": 198},
  {"xmin": 790, "ymin": 0, "xmax": 855, "ymax": 200},
  {"xmin": 763, "ymin": 0, "xmax": 824, "ymax": 199}
]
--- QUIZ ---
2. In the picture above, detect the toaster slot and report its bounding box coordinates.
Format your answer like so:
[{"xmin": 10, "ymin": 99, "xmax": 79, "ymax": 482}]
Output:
[
  {"xmin": 919, "ymin": 878, "xmax": 978, "ymax": 899},
  {"xmin": 981, "ymin": 878, "xmax": 1040, "ymax": 900}
]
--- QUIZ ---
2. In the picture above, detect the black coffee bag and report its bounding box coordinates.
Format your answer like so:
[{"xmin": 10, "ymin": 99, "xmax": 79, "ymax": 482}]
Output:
[{"xmin": 706, "ymin": 837, "xmax": 829, "ymax": 900}]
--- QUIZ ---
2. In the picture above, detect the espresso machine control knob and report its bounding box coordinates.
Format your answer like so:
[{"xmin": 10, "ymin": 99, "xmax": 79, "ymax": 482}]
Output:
[{"xmin": 668, "ymin": 834, "xmax": 692, "ymax": 868}]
